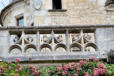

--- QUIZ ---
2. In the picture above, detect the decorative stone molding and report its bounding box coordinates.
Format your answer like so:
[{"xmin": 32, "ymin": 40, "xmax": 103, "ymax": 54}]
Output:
[
  {"xmin": 1, "ymin": 26, "xmax": 98, "ymax": 61},
  {"xmin": 0, "ymin": 25, "xmax": 113, "ymax": 61}
]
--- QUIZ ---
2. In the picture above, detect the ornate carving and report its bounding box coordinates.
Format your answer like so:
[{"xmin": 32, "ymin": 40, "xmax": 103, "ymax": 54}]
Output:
[
  {"xmin": 12, "ymin": 32, "xmax": 34, "ymax": 45},
  {"xmin": 56, "ymin": 35, "xmax": 63, "ymax": 43},
  {"xmin": 72, "ymin": 35, "xmax": 80, "ymax": 42},
  {"xmin": 34, "ymin": 0, "xmax": 42, "ymax": 10},
  {"xmin": 13, "ymin": 35, "xmax": 20, "ymax": 43},
  {"xmin": 42, "ymin": 35, "xmax": 51, "ymax": 43},
  {"xmin": 84, "ymin": 34, "xmax": 92, "ymax": 41},
  {"xmin": 43, "ymin": 35, "xmax": 48, "ymax": 42},
  {"xmin": 70, "ymin": 32, "xmax": 97, "ymax": 52},
  {"xmin": 9, "ymin": 31, "xmax": 37, "ymax": 55},
  {"xmin": 26, "ymin": 37, "xmax": 33, "ymax": 43},
  {"xmin": 9, "ymin": 29, "xmax": 97, "ymax": 57}
]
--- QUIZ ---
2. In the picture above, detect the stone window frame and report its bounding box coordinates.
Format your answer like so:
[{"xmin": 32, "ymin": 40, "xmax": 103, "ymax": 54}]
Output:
[
  {"xmin": 16, "ymin": 16, "xmax": 24, "ymax": 27},
  {"xmin": 15, "ymin": 14, "xmax": 24, "ymax": 27},
  {"xmin": 48, "ymin": 0, "xmax": 67, "ymax": 12}
]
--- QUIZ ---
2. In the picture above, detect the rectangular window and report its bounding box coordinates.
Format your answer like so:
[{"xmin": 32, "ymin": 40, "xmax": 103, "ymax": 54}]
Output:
[
  {"xmin": 17, "ymin": 17, "xmax": 24, "ymax": 26},
  {"xmin": 53, "ymin": 0, "xmax": 62, "ymax": 9}
]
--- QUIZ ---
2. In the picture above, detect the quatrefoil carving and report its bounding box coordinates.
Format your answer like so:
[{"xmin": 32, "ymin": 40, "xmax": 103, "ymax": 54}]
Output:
[
  {"xmin": 42, "ymin": 34, "xmax": 64, "ymax": 44},
  {"xmin": 12, "ymin": 32, "xmax": 34, "ymax": 45}
]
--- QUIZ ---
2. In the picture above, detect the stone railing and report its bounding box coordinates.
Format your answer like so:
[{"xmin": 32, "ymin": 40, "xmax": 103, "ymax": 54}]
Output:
[{"xmin": 0, "ymin": 25, "xmax": 113, "ymax": 61}]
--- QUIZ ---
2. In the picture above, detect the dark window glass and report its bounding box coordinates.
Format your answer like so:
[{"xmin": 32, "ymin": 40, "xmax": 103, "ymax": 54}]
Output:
[
  {"xmin": 17, "ymin": 17, "xmax": 24, "ymax": 26},
  {"xmin": 107, "ymin": 0, "xmax": 114, "ymax": 2},
  {"xmin": 53, "ymin": 0, "xmax": 62, "ymax": 9}
]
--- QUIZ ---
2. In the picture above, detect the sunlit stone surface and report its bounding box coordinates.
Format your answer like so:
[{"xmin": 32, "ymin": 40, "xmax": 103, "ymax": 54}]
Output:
[{"xmin": 0, "ymin": 0, "xmax": 114, "ymax": 61}]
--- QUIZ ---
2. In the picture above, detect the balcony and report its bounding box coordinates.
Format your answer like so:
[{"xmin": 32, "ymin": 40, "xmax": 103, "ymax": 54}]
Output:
[{"xmin": 0, "ymin": 25, "xmax": 113, "ymax": 61}]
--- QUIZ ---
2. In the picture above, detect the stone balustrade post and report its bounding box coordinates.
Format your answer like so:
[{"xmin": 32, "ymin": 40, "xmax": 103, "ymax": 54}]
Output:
[{"xmin": 66, "ymin": 29, "xmax": 70, "ymax": 52}]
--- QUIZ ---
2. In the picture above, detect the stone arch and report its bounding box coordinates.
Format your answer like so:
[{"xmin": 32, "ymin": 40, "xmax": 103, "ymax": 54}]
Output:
[
  {"xmin": 84, "ymin": 42, "xmax": 98, "ymax": 52},
  {"xmin": 70, "ymin": 43, "xmax": 82, "ymax": 52},
  {"xmin": 55, "ymin": 43, "xmax": 66, "ymax": 52},
  {"xmin": 40, "ymin": 44, "xmax": 52, "ymax": 53},
  {"xmin": 24, "ymin": 44, "xmax": 37, "ymax": 53},
  {"xmin": 9, "ymin": 45, "xmax": 22, "ymax": 56}
]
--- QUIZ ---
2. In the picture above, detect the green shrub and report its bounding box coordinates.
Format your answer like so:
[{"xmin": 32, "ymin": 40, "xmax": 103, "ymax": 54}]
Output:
[{"xmin": 0, "ymin": 57, "xmax": 113, "ymax": 76}]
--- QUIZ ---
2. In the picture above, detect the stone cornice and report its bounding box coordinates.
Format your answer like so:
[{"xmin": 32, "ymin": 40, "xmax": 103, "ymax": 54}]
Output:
[{"xmin": 0, "ymin": 24, "xmax": 114, "ymax": 30}]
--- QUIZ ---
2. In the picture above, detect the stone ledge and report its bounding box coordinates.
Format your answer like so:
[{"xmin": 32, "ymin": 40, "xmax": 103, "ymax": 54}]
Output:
[
  {"xmin": 0, "ymin": 24, "xmax": 114, "ymax": 30},
  {"xmin": 1, "ymin": 53, "xmax": 106, "ymax": 61},
  {"xmin": 48, "ymin": 9, "xmax": 67, "ymax": 12}
]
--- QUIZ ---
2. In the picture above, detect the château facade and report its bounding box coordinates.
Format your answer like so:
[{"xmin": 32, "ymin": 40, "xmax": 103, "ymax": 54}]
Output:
[{"xmin": 0, "ymin": 0, "xmax": 114, "ymax": 62}]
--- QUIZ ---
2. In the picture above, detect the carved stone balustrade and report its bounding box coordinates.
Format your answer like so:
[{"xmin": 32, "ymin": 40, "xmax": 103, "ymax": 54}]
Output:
[{"xmin": 0, "ymin": 25, "xmax": 114, "ymax": 61}]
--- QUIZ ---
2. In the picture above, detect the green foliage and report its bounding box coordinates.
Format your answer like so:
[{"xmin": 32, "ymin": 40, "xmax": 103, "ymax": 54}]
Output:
[{"xmin": 0, "ymin": 58, "xmax": 113, "ymax": 76}]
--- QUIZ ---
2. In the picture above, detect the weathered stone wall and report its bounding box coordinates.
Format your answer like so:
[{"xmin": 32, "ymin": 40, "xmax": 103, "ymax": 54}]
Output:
[
  {"xmin": 96, "ymin": 28, "xmax": 114, "ymax": 54},
  {"xmin": 2, "ymin": 1, "xmax": 25, "ymax": 26},
  {"xmin": 1, "ymin": 0, "xmax": 114, "ymax": 61},
  {"xmin": 1, "ymin": 0, "xmax": 112, "ymax": 26},
  {"xmin": 0, "ymin": 26, "xmax": 112, "ymax": 61}
]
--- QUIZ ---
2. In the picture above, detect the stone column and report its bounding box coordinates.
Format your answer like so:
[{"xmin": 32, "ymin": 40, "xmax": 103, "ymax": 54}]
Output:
[
  {"xmin": 80, "ymin": 29, "xmax": 84, "ymax": 52},
  {"xmin": 66, "ymin": 29, "xmax": 70, "ymax": 52},
  {"xmin": 51, "ymin": 30, "xmax": 55, "ymax": 53},
  {"xmin": 37, "ymin": 31, "xmax": 40, "ymax": 53}
]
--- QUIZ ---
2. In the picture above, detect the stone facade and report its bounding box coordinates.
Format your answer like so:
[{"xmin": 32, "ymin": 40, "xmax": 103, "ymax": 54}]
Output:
[
  {"xmin": 1, "ymin": 0, "xmax": 113, "ymax": 26},
  {"xmin": 0, "ymin": 0, "xmax": 114, "ymax": 62}
]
